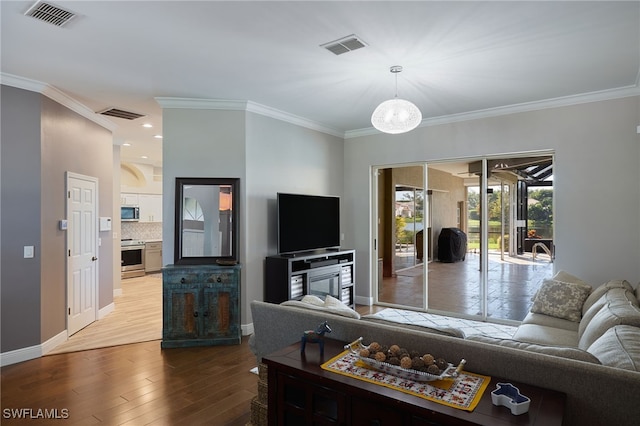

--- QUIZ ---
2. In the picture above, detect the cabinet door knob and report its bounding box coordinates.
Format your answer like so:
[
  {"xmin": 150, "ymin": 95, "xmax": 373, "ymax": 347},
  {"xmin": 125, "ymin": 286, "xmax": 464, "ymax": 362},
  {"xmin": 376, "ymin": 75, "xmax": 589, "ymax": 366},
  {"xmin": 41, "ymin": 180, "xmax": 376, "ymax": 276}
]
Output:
[
  {"xmin": 180, "ymin": 277, "xmax": 186, "ymax": 283},
  {"xmin": 217, "ymin": 277, "xmax": 222, "ymax": 283},
  {"xmin": 193, "ymin": 311, "xmax": 199, "ymax": 317},
  {"xmin": 203, "ymin": 311, "xmax": 209, "ymax": 317}
]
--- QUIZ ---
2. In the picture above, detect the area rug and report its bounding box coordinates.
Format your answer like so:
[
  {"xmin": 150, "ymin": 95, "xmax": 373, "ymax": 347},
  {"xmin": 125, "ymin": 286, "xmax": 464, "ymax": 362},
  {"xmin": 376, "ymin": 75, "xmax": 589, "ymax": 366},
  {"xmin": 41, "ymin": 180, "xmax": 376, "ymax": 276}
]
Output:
[
  {"xmin": 363, "ymin": 308, "xmax": 517, "ymax": 339},
  {"xmin": 321, "ymin": 350, "xmax": 490, "ymax": 411}
]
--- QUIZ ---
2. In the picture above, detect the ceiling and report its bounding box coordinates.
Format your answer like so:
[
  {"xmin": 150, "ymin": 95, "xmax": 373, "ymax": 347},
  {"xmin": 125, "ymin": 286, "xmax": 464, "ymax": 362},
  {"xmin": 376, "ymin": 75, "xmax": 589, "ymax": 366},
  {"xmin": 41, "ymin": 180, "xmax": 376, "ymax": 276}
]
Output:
[{"xmin": 2, "ymin": 1, "xmax": 639, "ymax": 168}]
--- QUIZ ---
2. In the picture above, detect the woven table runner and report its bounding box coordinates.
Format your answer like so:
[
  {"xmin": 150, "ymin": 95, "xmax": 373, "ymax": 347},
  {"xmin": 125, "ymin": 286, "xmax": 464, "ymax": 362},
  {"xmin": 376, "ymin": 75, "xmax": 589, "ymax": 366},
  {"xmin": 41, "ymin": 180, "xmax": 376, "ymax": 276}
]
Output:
[{"xmin": 321, "ymin": 350, "xmax": 490, "ymax": 411}]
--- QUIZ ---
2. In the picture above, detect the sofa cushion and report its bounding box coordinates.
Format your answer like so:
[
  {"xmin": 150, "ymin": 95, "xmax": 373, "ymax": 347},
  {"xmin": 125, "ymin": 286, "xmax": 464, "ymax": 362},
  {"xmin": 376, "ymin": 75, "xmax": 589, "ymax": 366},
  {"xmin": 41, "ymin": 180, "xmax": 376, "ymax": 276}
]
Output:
[
  {"xmin": 467, "ymin": 334, "xmax": 600, "ymax": 364},
  {"xmin": 578, "ymin": 302, "xmax": 640, "ymax": 350},
  {"xmin": 582, "ymin": 279, "xmax": 635, "ymax": 314},
  {"xmin": 587, "ymin": 325, "xmax": 640, "ymax": 371},
  {"xmin": 520, "ymin": 312, "xmax": 580, "ymax": 332},
  {"xmin": 530, "ymin": 278, "xmax": 592, "ymax": 322},
  {"xmin": 552, "ymin": 270, "xmax": 591, "ymax": 287},
  {"xmin": 579, "ymin": 287, "xmax": 640, "ymax": 337},
  {"xmin": 512, "ymin": 323, "xmax": 579, "ymax": 347},
  {"xmin": 281, "ymin": 294, "xmax": 361, "ymax": 319}
]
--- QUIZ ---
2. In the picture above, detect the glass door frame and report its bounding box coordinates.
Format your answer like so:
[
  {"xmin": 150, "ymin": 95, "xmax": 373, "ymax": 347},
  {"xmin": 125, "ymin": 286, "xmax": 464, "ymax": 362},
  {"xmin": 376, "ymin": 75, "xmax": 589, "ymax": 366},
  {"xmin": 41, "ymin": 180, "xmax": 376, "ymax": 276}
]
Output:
[{"xmin": 371, "ymin": 152, "xmax": 554, "ymax": 322}]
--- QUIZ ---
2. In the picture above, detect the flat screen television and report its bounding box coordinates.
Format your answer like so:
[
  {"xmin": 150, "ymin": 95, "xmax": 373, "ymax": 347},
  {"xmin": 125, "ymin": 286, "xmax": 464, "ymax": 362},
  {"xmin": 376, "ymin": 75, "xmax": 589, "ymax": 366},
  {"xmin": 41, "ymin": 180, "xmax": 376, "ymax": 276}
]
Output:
[{"xmin": 277, "ymin": 193, "xmax": 340, "ymax": 254}]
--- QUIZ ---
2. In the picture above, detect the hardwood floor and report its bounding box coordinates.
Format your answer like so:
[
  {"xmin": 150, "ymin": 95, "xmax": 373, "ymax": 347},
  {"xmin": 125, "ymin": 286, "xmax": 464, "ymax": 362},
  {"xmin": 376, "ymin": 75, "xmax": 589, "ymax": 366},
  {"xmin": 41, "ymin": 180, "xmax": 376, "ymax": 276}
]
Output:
[
  {"xmin": 2, "ymin": 254, "xmax": 549, "ymax": 425},
  {"xmin": 1, "ymin": 338, "xmax": 258, "ymax": 425},
  {"xmin": 1, "ymin": 304, "xmax": 377, "ymax": 426}
]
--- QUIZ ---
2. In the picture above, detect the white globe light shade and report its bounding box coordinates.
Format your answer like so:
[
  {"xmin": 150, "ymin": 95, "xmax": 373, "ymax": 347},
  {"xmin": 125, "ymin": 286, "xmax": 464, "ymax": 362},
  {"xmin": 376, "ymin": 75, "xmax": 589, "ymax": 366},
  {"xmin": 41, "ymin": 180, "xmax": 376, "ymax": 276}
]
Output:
[{"xmin": 371, "ymin": 98, "xmax": 422, "ymax": 134}]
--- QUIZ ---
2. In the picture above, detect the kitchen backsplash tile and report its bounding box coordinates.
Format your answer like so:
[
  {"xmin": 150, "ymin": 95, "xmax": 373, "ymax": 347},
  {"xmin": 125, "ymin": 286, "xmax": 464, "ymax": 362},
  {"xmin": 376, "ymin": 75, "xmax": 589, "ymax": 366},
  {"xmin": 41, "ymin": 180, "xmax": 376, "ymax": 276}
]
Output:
[{"xmin": 122, "ymin": 222, "xmax": 162, "ymax": 241}]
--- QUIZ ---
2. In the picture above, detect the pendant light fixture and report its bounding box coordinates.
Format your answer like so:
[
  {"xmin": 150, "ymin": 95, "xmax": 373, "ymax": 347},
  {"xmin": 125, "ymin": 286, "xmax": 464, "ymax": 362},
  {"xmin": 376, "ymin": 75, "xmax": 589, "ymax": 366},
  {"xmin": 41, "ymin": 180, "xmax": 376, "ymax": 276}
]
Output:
[{"xmin": 371, "ymin": 65, "xmax": 422, "ymax": 134}]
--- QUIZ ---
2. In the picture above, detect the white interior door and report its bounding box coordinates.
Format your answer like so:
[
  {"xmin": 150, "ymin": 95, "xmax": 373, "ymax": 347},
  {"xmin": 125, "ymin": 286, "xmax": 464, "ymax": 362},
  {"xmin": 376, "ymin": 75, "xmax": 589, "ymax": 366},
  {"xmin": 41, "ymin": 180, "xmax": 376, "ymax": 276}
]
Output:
[{"xmin": 66, "ymin": 172, "xmax": 98, "ymax": 335}]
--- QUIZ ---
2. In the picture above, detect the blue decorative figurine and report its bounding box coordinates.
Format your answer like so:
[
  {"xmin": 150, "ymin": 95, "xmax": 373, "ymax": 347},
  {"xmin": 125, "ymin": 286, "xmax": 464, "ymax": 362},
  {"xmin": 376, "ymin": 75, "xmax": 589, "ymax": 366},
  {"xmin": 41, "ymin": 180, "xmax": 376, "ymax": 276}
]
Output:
[{"xmin": 300, "ymin": 321, "xmax": 332, "ymax": 356}]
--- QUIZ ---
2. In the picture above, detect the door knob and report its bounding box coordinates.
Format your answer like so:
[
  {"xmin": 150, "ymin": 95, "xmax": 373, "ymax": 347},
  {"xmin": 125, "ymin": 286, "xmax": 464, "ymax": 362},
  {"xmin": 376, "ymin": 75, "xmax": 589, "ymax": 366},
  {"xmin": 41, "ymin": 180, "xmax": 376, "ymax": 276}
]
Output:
[{"xmin": 92, "ymin": 256, "xmax": 98, "ymax": 261}]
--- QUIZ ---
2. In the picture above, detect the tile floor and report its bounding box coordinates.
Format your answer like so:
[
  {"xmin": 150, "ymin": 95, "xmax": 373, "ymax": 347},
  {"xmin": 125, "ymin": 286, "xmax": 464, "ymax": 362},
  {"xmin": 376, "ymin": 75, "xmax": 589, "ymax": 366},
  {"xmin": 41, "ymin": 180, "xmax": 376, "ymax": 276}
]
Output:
[{"xmin": 380, "ymin": 250, "xmax": 554, "ymax": 322}]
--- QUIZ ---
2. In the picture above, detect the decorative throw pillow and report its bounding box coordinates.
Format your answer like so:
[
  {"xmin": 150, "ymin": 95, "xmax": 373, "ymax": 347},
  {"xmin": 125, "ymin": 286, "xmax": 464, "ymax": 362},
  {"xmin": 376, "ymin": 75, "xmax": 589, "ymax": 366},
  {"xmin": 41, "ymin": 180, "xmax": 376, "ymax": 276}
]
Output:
[
  {"xmin": 530, "ymin": 279, "xmax": 593, "ymax": 322},
  {"xmin": 300, "ymin": 295, "xmax": 325, "ymax": 306}
]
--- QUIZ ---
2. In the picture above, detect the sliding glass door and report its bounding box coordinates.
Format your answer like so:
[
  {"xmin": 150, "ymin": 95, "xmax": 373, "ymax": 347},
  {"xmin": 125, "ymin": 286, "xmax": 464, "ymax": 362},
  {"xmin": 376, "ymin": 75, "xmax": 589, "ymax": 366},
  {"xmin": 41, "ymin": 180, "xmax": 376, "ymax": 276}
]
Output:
[{"xmin": 373, "ymin": 153, "xmax": 555, "ymax": 323}]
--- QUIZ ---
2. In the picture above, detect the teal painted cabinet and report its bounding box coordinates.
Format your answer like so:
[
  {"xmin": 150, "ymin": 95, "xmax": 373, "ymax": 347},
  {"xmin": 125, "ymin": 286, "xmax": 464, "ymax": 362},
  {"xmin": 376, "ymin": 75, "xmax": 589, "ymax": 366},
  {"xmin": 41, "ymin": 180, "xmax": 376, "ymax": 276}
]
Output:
[{"xmin": 162, "ymin": 264, "xmax": 241, "ymax": 348}]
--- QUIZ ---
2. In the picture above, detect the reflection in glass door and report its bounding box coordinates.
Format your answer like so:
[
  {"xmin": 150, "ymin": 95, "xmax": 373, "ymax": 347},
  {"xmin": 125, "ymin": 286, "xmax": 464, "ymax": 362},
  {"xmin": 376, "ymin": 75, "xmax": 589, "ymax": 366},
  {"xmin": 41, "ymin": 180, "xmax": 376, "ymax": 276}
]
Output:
[
  {"xmin": 373, "ymin": 154, "xmax": 554, "ymax": 323},
  {"xmin": 394, "ymin": 186, "xmax": 424, "ymax": 273},
  {"xmin": 376, "ymin": 165, "xmax": 426, "ymax": 310}
]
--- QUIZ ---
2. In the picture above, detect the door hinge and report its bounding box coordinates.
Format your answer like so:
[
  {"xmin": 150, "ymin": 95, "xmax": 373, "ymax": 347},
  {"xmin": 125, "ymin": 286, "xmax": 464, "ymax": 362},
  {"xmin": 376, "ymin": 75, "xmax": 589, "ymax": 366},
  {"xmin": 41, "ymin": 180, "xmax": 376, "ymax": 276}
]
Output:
[
  {"xmin": 68, "ymin": 191, "xmax": 71, "ymax": 198},
  {"xmin": 68, "ymin": 249, "xmax": 71, "ymax": 257},
  {"xmin": 68, "ymin": 308, "xmax": 71, "ymax": 315}
]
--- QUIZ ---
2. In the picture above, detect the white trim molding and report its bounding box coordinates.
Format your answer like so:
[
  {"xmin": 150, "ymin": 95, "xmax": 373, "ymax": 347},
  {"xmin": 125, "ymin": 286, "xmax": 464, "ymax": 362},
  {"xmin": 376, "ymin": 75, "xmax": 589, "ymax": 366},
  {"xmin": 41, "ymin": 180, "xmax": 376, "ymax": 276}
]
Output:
[
  {"xmin": 1, "ymin": 330, "xmax": 67, "ymax": 367},
  {"xmin": 0, "ymin": 73, "xmax": 117, "ymax": 132},
  {"xmin": 345, "ymin": 84, "xmax": 640, "ymax": 139},
  {"xmin": 155, "ymin": 97, "xmax": 344, "ymax": 138},
  {"xmin": 99, "ymin": 302, "xmax": 115, "ymax": 319},
  {"xmin": 242, "ymin": 322, "xmax": 254, "ymax": 337}
]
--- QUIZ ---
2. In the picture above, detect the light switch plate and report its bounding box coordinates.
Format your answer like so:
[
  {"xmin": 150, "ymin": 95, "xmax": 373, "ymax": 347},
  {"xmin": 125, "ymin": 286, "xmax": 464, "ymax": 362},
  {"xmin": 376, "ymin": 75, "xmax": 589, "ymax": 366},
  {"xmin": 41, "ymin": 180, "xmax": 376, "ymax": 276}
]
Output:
[{"xmin": 24, "ymin": 246, "xmax": 34, "ymax": 258}]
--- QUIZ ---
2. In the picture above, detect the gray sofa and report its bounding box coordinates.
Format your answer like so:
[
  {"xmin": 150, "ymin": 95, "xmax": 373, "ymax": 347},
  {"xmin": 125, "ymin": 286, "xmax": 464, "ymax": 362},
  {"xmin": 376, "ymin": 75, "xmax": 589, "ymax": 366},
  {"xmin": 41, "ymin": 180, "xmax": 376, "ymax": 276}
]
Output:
[
  {"xmin": 469, "ymin": 275, "xmax": 640, "ymax": 372},
  {"xmin": 250, "ymin": 287, "xmax": 640, "ymax": 425}
]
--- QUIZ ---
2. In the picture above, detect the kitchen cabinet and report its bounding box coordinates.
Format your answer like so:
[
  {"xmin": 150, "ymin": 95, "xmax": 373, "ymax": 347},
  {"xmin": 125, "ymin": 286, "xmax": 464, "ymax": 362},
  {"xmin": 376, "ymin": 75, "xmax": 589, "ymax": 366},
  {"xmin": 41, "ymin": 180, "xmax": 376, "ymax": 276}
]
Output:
[
  {"xmin": 138, "ymin": 194, "xmax": 162, "ymax": 222},
  {"xmin": 121, "ymin": 192, "xmax": 139, "ymax": 205},
  {"xmin": 145, "ymin": 241, "xmax": 162, "ymax": 273},
  {"xmin": 161, "ymin": 264, "xmax": 241, "ymax": 348}
]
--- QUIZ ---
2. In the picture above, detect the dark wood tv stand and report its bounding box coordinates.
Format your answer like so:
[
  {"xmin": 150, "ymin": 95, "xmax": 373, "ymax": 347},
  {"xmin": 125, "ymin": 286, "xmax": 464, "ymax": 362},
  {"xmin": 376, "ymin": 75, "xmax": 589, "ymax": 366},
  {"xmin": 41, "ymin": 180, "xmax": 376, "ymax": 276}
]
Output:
[
  {"xmin": 265, "ymin": 249, "xmax": 355, "ymax": 308},
  {"xmin": 264, "ymin": 339, "xmax": 566, "ymax": 425}
]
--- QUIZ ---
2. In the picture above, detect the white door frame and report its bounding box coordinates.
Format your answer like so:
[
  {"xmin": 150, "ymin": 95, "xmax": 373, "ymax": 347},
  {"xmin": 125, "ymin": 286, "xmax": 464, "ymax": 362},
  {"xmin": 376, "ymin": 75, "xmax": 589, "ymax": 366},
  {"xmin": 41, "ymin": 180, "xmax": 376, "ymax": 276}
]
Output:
[{"xmin": 66, "ymin": 171, "xmax": 99, "ymax": 335}]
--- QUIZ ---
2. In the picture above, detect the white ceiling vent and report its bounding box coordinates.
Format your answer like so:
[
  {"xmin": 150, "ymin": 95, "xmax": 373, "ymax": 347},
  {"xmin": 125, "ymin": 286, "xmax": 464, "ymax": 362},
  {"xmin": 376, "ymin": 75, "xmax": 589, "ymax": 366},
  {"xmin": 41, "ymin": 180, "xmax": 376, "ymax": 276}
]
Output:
[
  {"xmin": 321, "ymin": 34, "xmax": 367, "ymax": 55},
  {"xmin": 25, "ymin": 1, "xmax": 76, "ymax": 27},
  {"xmin": 98, "ymin": 108, "xmax": 145, "ymax": 121}
]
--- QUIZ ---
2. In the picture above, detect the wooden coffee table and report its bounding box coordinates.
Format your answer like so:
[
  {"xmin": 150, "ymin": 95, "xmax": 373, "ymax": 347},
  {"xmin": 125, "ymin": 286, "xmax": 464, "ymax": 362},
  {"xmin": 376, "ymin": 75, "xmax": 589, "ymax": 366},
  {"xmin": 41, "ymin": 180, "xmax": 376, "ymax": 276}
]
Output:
[{"xmin": 263, "ymin": 338, "xmax": 565, "ymax": 425}]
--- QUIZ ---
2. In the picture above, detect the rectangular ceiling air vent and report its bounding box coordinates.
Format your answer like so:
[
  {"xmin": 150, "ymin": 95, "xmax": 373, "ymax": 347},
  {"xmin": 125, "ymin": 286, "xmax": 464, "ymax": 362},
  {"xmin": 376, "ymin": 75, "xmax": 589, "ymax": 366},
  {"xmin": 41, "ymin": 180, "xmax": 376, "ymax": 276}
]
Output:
[
  {"xmin": 321, "ymin": 34, "xmax": 367, "ymax": 55},
  {"xmin": 25, "ymin": 1, "xmax": 76, "ymax": 27},
  {"xmin": 98, "ymin": 108, "xmax": 145, "ymax": 121}
]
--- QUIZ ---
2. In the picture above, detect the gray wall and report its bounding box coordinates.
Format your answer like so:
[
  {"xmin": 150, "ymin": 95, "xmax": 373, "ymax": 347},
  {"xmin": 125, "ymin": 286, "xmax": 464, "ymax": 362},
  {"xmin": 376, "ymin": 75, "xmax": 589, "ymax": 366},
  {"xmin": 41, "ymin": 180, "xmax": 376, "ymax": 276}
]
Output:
[
  {"xmin": 162, "ymin": 106, "xmax": 344, "ymax": 325},
  {"xmin": 40, "ymin": 96, "xmax": 115, "ymax": 341},
  {"xmin": 1, "ymin": 85, "xmax": 114, "ymax": 352},
  {"xmin": 244, "ymin": 112, "xmax": 344, "ymax": 322},
  {"xmin": 344, "ymin": 96, "xmax": 640, "ymax": 302},
  {"xmin": 1, "ymin": 85, "xmax": 43, "ymax": 351}
]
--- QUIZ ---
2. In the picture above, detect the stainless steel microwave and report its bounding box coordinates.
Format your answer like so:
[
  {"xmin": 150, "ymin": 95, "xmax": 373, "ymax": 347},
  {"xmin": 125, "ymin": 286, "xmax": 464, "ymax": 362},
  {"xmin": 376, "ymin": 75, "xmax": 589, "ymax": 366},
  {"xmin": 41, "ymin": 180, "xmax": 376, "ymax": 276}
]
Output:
[{"xmin": 121, "ymin": 206, "xmax": 140, "ymax": 221}]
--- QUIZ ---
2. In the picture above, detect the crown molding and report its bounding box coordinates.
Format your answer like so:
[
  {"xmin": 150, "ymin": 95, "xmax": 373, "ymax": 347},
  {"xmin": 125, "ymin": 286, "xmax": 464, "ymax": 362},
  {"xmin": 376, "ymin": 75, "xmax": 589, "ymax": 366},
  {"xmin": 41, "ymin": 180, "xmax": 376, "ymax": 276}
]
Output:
[
  {"xmin": 345, "ymin": 84, "xmax": 640, "ymax": 140},
  {"xmin": 1, "ymin": 73, "xmax": 117, "ymax": 131},
  {"xmin": 155, "ymin": 97, "xmax": 344, "ymax": 138}
]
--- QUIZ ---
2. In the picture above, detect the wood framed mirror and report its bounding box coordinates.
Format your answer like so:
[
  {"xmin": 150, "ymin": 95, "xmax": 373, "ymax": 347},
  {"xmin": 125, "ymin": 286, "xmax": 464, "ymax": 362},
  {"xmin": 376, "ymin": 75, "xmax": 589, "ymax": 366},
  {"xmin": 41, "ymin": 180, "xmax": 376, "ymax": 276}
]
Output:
[{"xmin": 174, "ymin": 177, "xmax": 239, "ymax": 265}]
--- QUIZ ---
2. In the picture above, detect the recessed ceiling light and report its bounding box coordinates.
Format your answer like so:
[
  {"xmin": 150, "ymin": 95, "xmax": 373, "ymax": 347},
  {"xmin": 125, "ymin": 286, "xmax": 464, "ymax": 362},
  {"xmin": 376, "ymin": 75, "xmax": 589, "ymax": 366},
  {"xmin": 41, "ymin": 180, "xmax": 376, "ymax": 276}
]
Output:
[
  {"xmin": 154, "ymin": 135, "xmax": 163, "ymax": 139},
  {"xmin": 141, "ymin": 155, "xmax": 148, "ymax": 159},
  {"xmin": 123, "ymin": 143, "xmax": 131, "ymax": 146},
  {"xmin": 142, "ymin": 123, "xmax": 153, "ymax": 128}
]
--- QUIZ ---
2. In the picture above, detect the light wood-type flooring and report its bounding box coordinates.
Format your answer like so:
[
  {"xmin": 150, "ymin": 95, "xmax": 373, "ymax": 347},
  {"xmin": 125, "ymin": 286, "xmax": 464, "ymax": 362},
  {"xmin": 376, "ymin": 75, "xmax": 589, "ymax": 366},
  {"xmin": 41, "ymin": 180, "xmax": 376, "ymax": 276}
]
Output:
[{"xmin": 48, "ymin": 274, "xmax": 163, "ymax": 355}]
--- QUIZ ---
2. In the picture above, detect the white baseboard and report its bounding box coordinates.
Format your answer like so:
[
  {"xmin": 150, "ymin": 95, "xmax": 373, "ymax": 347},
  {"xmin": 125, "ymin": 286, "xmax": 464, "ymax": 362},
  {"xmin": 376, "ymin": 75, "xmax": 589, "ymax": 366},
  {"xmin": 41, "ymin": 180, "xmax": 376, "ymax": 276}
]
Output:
[
  {"xmin": 0, "ymin": 344, "xmax": 41, "ymax": 367},
  {"xmin": 41, "ymin": 330, "xmax": 68, "ymax": 355},
  {"xmin": 1, "ymin": 330, "xmax": 67, "ymax": 367},
  {"xmin": 355, "ymin": 295, "xmax": 373, "ymax": 306},
  {"xmin": 99, "ymin": 302, "xmax": 115, "ymax": 319},
  {"xmin": 242, "ymin": 322, "xmax": 254, "ymax": 336}
]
